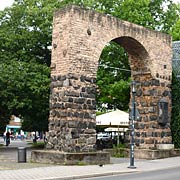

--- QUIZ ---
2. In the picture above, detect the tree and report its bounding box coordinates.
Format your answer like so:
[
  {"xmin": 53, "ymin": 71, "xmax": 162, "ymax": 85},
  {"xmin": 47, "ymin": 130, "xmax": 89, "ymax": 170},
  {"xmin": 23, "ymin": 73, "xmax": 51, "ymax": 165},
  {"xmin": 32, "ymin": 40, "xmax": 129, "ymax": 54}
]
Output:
[
  {"xmin": 0, "ymin": 61, "xmax": 50, "ymax": 133},
  {"xmin": 170, "ymin": 2, "xmax": 180, "ymax": 147},
  {"xmin": 96, "ymin": 42, "xmax": 131, "ymax": 111},
  {"xmin": 171, "ymin": 73, "xmax": 180, "ymax": 148},
  {"xmin": 171, "ymin": 19, "xmax": 180, "ymax": 41},
  {"xmin": 64, "ymin": 0, "xmax": 179, "ymax": 33},
  {"xmin": 0, "ymin": 0, "xmax": 64, "ymax": 66},
  {"xmin": 0, "ymin": 0, "xmax": 57, "ymax": 133}
]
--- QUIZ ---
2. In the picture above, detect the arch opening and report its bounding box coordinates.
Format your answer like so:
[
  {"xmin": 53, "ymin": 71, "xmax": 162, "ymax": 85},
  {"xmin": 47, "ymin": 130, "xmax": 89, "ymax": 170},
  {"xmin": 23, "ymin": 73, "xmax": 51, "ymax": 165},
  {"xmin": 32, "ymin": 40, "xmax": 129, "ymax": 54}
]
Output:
[
  {"xmin": 96, "ymin": 36, "xmax": 151, "ymax": 148},
  {"xmin": 96, "ymin": 40, "xmax": 131, "ymax": 112},
  {"xmin": 113, "ymin": 36, "xmax": 150, "ymax": 73}
]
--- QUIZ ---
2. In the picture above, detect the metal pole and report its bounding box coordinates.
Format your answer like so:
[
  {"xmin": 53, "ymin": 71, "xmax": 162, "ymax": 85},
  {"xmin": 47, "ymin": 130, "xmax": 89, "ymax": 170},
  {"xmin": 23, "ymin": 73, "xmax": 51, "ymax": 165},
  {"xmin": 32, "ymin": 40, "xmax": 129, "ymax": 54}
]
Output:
[
  {"xmin": 128, "ymin": 81, "xmax": 136, "ymax": 169},
  {"xmin": 117, "ymin": 125, "xmax": 120, "ymax": 146}
]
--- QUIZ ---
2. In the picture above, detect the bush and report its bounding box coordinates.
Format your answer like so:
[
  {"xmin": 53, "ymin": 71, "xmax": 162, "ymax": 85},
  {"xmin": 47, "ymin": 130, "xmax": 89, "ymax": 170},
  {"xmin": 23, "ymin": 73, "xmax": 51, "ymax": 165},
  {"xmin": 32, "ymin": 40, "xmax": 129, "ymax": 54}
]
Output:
[{"xmin": 31, "ymin": 141, "xmax": 45, "ymax": 149}]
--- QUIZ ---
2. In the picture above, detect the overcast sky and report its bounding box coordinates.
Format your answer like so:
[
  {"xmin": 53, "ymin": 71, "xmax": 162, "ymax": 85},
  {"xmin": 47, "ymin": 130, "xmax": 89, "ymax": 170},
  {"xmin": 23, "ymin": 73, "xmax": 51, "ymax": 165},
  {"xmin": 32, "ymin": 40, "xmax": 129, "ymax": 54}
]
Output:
[
  {"xmin": 0, "ymin": 0, "xmax": 13, "ymax": 10},
  {"xmin": 0, "ymin": 0, "xmax": 180, "ymax": 10}
]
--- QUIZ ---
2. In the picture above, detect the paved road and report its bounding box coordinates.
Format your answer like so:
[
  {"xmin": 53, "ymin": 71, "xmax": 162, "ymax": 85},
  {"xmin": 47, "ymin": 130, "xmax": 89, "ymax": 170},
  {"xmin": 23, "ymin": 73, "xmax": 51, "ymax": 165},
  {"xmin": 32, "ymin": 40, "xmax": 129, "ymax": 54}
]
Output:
[{"xmin": 80, "ymin": 167, "xmax": 180, "ymax": 180}]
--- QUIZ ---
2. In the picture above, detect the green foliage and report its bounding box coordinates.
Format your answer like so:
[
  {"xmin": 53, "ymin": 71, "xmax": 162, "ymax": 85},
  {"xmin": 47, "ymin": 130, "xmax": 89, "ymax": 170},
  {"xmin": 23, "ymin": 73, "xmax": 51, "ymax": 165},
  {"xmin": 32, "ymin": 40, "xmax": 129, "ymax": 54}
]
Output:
[
  {"xmin": 75, "ymin": 161, "xmax": 87, "ymax": 166},
  {"xmin": 171, "ymin": 73, "xmax": 180, "ymax": 148},
  {"xmin": 171, "ymin": 19, "xmax": 180, "ymax": 41},
  {"xmin": 65, "ymin": 0, "xmax": 179, "ymax": 33},
  {"xmin": 97, "ymin": 42, "xmax": 130, "ymax": 111},
  {"xmin": 96, "ymin": 111, "xmax": 105, "ymax": 116},
  {"xmin": 113, "ymin": 0, "xmax": 153, "ymax": 28},
  {"xmin": 114, "ymin": 143, "xmax": 126, "ymax": 149},
  {"xmin": 169, "ymin": 3, "xmax": 180, "ymax": 146},
  {"xmin": 31, "ymin": 141, "xmax": 46, "ymax": 149},
  {"xmin": 0, "ymin": 0, "xmax": 53, "ymax": 133},
  {"xmin": 0, "ymin": 0, "xmax": 64, "ymax": 66},
  {"xmin": 111, "ymin": 147, "xmax": 127, "ymax": 158},
  {"xmin": 0, "ymin": 61, "xmax": 50, "ymax": 133}
]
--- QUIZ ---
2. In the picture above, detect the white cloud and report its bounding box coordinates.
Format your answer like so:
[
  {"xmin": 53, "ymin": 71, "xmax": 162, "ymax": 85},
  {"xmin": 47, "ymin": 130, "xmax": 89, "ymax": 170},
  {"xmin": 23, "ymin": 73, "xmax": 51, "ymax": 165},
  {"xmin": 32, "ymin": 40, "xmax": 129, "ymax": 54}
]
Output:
[
  {"xmin": 0, "ymin": 0, "xmax": 180, "ymax": 11},
  {"xmin": 0, "ymin": 0, "xmax": 14, "ymax": 10},
  {"xmin": 174, "ymin": 0, "xmax": 180, "ymax": 3}
]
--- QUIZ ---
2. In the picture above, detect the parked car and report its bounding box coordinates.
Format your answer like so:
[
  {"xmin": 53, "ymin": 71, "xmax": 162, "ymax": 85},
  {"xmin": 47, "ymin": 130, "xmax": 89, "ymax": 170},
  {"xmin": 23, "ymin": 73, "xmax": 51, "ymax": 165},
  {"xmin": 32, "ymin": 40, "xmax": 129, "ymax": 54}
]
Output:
[{"xmin": 97, "ymin": 133, "xmax": 111, "ymax": 140}]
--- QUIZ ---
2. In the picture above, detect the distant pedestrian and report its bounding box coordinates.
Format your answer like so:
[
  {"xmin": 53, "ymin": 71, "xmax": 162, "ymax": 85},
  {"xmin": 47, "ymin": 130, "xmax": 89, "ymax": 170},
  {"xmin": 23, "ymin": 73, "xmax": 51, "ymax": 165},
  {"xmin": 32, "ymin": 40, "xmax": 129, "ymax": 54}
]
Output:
[
  {"xmin": 3, "ymin": 132, "xmax": 6, "ymax": 142},
  {"xmin": 6, "ymin": 131, "xmax": 10, "ymax": 146},
  {"xmin": 43, "ymin": 133, "xmax": 47, "ymax": 144}
]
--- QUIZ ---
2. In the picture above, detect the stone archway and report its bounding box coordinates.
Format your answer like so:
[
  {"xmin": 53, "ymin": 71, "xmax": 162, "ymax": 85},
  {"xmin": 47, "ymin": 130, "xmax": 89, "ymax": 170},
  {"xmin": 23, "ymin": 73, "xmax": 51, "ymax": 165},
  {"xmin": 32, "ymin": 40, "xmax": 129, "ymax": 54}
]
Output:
[{"xmin": 47, "ymin": 5, "xmax": 172, "ymax": 152}]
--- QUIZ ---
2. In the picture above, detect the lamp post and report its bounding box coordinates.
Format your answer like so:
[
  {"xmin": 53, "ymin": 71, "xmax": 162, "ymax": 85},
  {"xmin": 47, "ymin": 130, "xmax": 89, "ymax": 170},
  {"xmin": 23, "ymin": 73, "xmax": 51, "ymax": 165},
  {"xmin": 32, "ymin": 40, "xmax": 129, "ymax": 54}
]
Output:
[{"xmin": 128, "ymin": 81, "xmax": 136, "ymax": 169}]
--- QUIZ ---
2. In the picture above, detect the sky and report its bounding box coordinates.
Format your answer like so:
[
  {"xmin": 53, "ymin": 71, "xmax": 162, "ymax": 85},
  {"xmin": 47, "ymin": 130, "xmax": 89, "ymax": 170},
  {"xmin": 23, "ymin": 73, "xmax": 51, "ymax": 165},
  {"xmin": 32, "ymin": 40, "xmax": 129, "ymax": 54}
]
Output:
[
  {"xmin": 0, "ymin": 0, "xmax": 14, "ymax": 10},
  {"xmin": 0, "ymin": 0, "xmax": 180, "ymax": 10}
]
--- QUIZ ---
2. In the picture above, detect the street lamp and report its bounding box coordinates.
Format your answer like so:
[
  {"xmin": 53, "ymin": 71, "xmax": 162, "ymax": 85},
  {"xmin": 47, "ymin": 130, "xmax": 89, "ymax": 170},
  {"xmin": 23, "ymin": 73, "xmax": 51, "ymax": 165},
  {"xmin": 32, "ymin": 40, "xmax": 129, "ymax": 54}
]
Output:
[{"xmin": 128, "ymin": 81, "xmax": 136, "ymax": 169}]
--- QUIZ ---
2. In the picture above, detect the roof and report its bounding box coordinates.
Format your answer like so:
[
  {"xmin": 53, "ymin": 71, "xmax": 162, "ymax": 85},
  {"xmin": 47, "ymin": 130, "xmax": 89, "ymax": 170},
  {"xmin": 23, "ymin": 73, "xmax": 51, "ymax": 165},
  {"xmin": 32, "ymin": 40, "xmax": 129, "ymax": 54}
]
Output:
[
  {"xmin": 104, "ymin": 127, "xmax": 128, "ymax": 132},
  {"xmin": 96, "ymin": 109, "xmax": 129, "ymax": 127},
  {"xmin": 7, "ymin": 115, "xmax": 22, "ymax": 129},
  {"xmin": 6, "ymin": 125, "xmax": 21, "ymax": 129}
]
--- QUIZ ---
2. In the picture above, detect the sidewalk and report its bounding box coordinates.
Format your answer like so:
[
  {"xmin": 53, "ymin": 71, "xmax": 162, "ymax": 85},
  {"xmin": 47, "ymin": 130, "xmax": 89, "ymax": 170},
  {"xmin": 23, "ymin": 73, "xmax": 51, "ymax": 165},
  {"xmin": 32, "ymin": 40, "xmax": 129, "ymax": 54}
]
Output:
[
  {"xmin": 0, "ymin": 155, "xmax": 180, "ymax": 179},
  {"xmin": 0, "ymin": 139, "xmax": 180, "ymax": 180}
]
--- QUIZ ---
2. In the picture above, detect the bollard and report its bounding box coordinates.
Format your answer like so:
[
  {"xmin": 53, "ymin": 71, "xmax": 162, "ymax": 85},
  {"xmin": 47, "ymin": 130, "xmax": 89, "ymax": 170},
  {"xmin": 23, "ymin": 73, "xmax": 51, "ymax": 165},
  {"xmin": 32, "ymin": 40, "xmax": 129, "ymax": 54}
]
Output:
[{"xmin": 17, "ymin": 147, "xmax": 26, "ymax": 163}]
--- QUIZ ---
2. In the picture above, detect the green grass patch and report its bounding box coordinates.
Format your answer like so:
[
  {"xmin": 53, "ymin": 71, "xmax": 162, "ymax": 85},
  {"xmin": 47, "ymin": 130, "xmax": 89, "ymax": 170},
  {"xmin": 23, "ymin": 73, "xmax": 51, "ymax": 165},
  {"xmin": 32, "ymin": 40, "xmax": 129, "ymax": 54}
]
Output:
[
  {"xmin": 111, "ymin": 144, "xmax": 128, "ymax": 158},
  {"xmin": 114, "ymin": 143, "xmax": 126, "ymax": 148},
  {"xmin": 75, "ymin": 161, "xmax": 87, "ymax": 166},
  {"xmin": 31, "ymin": 141, "xmax": 45, "ymax": 149}
]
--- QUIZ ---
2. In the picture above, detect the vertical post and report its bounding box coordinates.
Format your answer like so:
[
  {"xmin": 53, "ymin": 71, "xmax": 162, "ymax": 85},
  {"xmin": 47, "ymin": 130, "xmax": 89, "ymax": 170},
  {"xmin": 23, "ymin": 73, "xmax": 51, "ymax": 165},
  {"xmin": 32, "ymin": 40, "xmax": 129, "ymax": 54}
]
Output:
[
  {"xmin": 128, "ymin": 81, "xmax": 136, "ymax": 169},
  {"xmin": 117, "ymin": 125, "xmax": 120, "ymax": 146}
]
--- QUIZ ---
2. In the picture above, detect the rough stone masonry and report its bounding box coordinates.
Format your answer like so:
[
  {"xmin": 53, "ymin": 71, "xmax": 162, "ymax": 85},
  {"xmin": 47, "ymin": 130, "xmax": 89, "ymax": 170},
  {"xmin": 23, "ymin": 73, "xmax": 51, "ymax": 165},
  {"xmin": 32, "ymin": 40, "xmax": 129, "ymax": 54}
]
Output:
[{"xmin": 46, "ymin": 5, "xmax": 173, "ymax": 152}]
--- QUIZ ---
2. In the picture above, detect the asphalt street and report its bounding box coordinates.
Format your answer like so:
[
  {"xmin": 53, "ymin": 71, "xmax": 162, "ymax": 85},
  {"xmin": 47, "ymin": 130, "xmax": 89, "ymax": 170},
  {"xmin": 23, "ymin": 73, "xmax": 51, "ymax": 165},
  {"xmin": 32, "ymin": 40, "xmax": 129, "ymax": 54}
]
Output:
[{"xmin": 80, "ymin": 167, "xmax": 180, "ymax": 180}]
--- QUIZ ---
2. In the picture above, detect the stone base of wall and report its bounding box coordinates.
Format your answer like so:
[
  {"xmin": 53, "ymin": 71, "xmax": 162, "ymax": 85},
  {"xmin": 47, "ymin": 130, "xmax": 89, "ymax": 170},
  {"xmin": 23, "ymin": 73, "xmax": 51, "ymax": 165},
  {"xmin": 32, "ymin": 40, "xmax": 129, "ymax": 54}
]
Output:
[
  {"xmin": 105, "ymin": 147, "xmax": 180, "ymax": 160},
  {"xmin": 134, "ymin": 149, "xmax": 176, "ymax": 159},
  {"xmin": 31, "ymin": 150, "xmax": 110, "ymax": 165},
  {"xmin": 156, "ymin": 144, "xmax": 174, "ymax": 150}
]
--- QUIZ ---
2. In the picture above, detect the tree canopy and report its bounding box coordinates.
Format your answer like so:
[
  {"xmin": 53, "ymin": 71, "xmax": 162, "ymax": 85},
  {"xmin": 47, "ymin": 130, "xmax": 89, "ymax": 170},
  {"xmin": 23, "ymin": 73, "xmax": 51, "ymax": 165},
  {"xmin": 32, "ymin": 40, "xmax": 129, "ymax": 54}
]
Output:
[
  {"xmin": 170, "ymin": 2, "xmax": 180, "ymax": 148},
  {"xmin": 0, "ymin": 0, "xmax": 56, "ymax": 133},
  {"xmin": 96, "ymin": 42, "xmax": 131, "ymax": 111},
  {"xmin": 171, "ymin": 19, "xmax": 180, "ymax": 41},
  {"xmin": 0, "ymin": 61, "xmax": 50, "ymax": 133}
]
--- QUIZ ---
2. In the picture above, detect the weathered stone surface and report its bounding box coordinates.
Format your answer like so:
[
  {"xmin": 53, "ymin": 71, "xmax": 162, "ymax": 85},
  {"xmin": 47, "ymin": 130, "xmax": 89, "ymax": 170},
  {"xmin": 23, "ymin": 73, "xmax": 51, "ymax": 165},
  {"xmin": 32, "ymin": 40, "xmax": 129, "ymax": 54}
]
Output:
[
  {"xmin": 31, "ymin": 150, "xmax": 110, "ymax": 165},
  {"xmin": 134, "ymin": 149, "xmax": 176, "ymax": 160},
  {"xmin": 47, "ymin": 5, "xmax": 172, "ymax": 152}
]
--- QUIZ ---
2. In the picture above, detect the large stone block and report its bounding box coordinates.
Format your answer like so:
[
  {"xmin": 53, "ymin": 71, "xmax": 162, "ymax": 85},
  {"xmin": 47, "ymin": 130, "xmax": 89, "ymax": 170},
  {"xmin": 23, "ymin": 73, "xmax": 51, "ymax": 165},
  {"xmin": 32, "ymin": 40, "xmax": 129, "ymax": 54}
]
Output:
[
  {"xmin": 156, "ymin": 144, "xmax": 174, "ymax": 150},
  {"xmin": 31, "ymin": 150, "xmax": 110, "ymax": 165}
]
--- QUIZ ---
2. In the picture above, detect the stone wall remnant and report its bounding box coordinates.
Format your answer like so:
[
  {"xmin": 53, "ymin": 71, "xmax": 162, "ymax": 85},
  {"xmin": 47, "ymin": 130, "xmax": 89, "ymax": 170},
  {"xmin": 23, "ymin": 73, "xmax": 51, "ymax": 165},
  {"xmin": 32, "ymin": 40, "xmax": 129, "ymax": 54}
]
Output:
[{"xmin": 47, "ymin": 5, "xmax": 172, "ymax": 151}]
